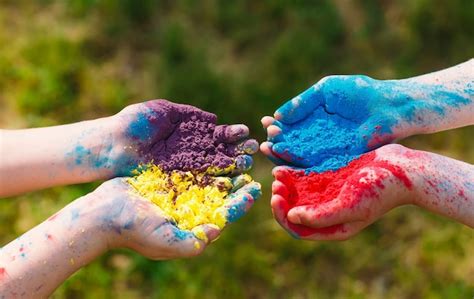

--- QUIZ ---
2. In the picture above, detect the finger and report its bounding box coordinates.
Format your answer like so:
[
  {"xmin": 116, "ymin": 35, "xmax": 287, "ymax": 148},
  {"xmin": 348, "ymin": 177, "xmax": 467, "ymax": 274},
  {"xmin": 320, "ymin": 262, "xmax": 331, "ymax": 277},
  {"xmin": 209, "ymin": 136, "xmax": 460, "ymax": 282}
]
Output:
[
  {"xmin": 214, "ymin": 124, "xmax": 249, "ymax": 143},
  {"xmin": 271, "ymin": 142, "xmax": 294, "ymax": 163},
  {"xmin": 211, "ymin": 177, "xmax": 233, "ymax": 190},
  {"xmin": 156, "ymin": 223, "xmax": 207, "ymax": 258},
  {"xmin": 260, "ymin": 142, "xmax": 288, "ymax": 165},
  {"xmin": 231, "ymin": 174, "xmax": 253, "ymax": 192},
  {"xmin": 270, "ymin": 194, "xmax": 289, "ymax": 223},
  {"xmin": 287, "ymin": 200, "xmax": 361, "ymax": 228},
  {"xmin": 272, "ymin": 165, "xmax": 298, "ymax": 184},
  {"xmin": 272, "ymin": 180, "xmax": 289, "ymax": 198},
  {"xmin": 270, "ymin": 194, "xmax": 298, "ymax": 237},
  {"xmin": 274, "ymin": 84, "xmax": 322, "ymax": 124},
  {"xmin": 191, "ymin": 224, "xmax": 221, "ymax": 243},
  {"xmin": 266, "ymin": 125, "xmax": 284, "ymax": 143},
  {"xmin": 234, "ymin": 139, "xmax": 259, "ymax": 155},
  {"xmin": 208, "ymin": 154, "xmax": 253, "ymax": 176},
  {"xmin": 261, "ymin": 116, "xmax": 283, "ymax": 129},
  {"xmin": 222, "ymin": 182, "xmax": 261, "ymax": 224},
  {"xmin": 300, "ymin": 221, "xmax": 368, "ymax": 241},
  {"xmin": 234, "ymin": 155, "xmax": 253, "ymax": 173}
]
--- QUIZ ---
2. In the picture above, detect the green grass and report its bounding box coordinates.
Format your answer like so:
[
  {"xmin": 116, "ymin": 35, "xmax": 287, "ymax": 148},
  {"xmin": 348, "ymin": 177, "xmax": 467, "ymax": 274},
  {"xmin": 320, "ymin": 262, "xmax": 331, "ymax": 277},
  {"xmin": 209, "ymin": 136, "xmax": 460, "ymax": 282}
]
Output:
[{"xmin": 0, "ymin": 1, "xmax": 473, "ymax": 298}]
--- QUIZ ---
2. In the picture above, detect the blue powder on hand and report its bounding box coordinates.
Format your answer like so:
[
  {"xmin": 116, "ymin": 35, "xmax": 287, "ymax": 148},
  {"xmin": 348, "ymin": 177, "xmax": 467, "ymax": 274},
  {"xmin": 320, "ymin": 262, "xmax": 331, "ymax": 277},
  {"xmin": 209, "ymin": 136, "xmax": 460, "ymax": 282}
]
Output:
[
  {"xmin": 276, "ymin": 106, "xmax": 364, "ymax": 172},
  {"xmin": 272, "ymin": 75, "xmax": 473, "ymax": 174}
]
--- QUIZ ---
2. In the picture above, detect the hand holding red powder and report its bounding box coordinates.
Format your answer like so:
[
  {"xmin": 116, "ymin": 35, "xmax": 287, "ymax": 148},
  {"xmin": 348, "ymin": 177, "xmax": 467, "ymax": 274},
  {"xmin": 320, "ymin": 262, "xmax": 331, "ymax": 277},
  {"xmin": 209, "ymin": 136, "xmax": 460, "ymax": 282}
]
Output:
[
  {"xmin": 263, "ymin": 61, "xmax": 474, "ymax": 241},
  {"xmin": 271, "ymin": 144, "xmax": 474, "ymax": 241}
]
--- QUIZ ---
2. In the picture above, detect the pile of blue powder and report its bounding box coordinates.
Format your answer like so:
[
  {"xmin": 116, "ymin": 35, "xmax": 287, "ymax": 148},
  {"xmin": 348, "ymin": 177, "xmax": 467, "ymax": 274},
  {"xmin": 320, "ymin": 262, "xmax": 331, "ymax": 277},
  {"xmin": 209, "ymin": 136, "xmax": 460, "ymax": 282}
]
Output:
[{"xmin": 277, "ymin": 106, "xmax": 365, "ymax": 173}]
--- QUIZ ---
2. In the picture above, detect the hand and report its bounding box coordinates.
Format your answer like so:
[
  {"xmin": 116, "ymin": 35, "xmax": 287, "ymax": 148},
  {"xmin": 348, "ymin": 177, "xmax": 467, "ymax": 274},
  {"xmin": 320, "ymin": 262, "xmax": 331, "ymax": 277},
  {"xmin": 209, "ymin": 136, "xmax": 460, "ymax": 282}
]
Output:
[
  {"xmin": 94, "ymin": 175, "xmax": 261, "ymax": 259},
  {"xmin": 107, "ymin": 99, "xmax": 258, "ymax": 175},
  {"xmin": 261, "ymin": 75, "xmax": 416, "ymax": 167},
  {"xmin": 270, "ymin": 144, "xmax": 419, "ymax": 241},
  {"xmin": 0, "ymin": 174, "xmax": 261, "ymax": 296}
]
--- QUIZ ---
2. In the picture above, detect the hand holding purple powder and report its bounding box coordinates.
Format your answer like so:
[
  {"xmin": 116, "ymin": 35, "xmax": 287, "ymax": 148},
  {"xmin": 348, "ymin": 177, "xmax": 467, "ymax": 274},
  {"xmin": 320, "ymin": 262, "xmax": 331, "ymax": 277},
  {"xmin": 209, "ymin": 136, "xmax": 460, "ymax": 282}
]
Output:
[{"xmin": 112, "ymin": 99, "xmax": 259, "ymax": 175}]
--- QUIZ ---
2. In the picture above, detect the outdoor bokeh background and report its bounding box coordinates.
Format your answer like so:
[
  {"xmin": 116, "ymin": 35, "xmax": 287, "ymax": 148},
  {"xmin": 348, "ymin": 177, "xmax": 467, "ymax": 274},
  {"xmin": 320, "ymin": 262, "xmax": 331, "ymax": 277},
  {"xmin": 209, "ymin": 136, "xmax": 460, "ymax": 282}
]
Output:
[{"xmin": 1, "ymin": 1, "xmax": 473, "ymax": 298}]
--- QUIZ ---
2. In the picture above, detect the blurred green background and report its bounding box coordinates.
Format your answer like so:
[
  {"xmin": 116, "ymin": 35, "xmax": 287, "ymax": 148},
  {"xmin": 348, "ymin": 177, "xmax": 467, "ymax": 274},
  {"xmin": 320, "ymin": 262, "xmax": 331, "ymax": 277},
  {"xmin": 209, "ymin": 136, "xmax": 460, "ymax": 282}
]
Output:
[{"xmin": 1, "ymin": 1, "xmax": 473, "ymax": 298}]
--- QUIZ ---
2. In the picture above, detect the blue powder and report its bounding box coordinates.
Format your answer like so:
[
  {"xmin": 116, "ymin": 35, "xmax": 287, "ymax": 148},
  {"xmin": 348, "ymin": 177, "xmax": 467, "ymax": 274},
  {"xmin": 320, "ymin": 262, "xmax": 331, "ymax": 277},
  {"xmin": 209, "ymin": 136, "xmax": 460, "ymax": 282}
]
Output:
[
  {"xmin": 171, "ymin": 226, "xmax": 193, "ymax": 241},
  {"xmin": 126, "ymin": 111, "xmax": 154, "ymax": 142},
  {"xmin": 276, "ymin": 106, "xmax": 364, "ymax": 172},
  {"xmin": 272, "ymin": 75, "xmax": 473, "ymax": 173}
]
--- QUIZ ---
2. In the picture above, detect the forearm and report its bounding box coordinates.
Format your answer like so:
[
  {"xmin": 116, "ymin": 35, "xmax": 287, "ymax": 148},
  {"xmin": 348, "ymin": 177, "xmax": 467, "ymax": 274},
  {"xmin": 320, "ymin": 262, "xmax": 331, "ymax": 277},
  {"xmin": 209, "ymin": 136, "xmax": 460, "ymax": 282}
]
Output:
[
  {"xmin": 385, "ymin": 59, "xmax": 474, "ymax": 135},
  {"xmin": 409, "ymin": 150, "xmax": 474, "ymax": 227},
  {"xmin": 0, "ymin": 193, "xmax": 111, "ymax": 297},
  {"xmin": 0, "ymin": 116, "xmax": 117, "ymax": 197}
]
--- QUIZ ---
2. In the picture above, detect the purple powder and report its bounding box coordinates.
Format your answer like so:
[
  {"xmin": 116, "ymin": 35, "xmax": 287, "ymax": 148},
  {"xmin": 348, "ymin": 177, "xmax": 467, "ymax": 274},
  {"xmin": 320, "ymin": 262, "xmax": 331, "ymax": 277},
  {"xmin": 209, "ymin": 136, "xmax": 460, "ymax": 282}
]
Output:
[{"xmin": 127, "ymin": 100, "xmax": 243, "ymax": 172}]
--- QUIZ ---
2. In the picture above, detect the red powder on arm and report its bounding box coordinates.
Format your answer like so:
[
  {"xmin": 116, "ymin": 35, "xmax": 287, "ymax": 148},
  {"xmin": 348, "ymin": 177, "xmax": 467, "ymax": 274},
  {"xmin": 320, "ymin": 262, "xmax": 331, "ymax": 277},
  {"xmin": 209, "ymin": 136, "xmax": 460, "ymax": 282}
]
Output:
[{"xmin": 277, "ymin": 151, "xmax": 412, "ymax": 237}]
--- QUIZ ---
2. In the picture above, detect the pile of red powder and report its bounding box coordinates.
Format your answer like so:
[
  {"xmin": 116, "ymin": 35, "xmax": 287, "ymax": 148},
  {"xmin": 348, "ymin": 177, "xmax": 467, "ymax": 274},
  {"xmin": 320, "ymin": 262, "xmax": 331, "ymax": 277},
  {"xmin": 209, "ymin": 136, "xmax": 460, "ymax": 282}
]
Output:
[
  {"xmin": 275, "ymin": 151, "xmax": 413, "ymax": 236},
  {"xmin": 279, "ymin": 152, "xmax": 412, "ymax": 208}
]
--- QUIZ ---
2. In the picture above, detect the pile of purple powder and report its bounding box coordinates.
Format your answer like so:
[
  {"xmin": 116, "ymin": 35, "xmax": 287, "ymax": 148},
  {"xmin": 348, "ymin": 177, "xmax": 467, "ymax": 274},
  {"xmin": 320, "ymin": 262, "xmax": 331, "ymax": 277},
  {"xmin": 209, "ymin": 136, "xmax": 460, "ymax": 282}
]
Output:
[{"xmin": 129, "ymin": 100, "xmax": 242, "ymax": 173}]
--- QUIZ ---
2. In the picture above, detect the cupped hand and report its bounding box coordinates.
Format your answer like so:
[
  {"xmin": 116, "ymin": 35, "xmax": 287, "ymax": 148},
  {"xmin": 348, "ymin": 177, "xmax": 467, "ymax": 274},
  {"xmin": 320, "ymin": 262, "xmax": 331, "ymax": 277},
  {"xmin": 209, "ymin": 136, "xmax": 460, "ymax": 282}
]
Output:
[
  {"xmin": 93, "ymin": 175, "xmax": 261, "ymax": 260},
  {"xmin": 261, "ymin": 75, "xmax": 415, "ymax": 167},
  {"xmin": 108, "ymin": 99, "xmax": 258, "ymax": 175},
  {"xmin": 270, "ymin": 144, "xmax": 419, "ymax": 241}
]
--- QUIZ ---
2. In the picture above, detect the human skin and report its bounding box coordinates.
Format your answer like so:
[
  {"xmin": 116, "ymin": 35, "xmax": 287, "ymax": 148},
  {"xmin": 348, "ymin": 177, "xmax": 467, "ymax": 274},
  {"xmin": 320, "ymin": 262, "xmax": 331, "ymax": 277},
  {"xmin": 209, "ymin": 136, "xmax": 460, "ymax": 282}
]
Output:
[
  {"xmin": 0, "ymin": 99, "xmax": 258, "ymax": 197},
  {"xmin": 271, "ymin": 144, "xmax": 474, "ymax": 241},
  {"xmin": 0, "ymin": 175, "xmax": 261, "ymax": 297},
  {"xmin": 262, "ymin": 60, "xmax": 473, "ymax": 240},
  {"xmin": 261, "ymin": 59, "xmax": 474, "ymax": 166}
]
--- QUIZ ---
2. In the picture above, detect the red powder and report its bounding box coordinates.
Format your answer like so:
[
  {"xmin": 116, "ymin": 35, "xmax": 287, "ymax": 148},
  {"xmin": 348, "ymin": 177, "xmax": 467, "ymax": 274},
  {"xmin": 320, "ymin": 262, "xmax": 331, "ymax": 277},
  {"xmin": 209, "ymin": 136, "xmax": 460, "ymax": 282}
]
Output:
[{"xmin": 275, "ymin": 151, "xmax": 412, "ymax": 237}]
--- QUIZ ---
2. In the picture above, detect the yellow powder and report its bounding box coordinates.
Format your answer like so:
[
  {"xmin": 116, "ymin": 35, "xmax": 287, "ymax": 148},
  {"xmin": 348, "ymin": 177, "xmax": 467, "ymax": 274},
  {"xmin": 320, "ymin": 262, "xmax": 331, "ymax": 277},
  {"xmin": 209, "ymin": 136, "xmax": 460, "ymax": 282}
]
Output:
[{"xmin": 127, "ymin": 164, "xmax": 249, "ymax": 237}]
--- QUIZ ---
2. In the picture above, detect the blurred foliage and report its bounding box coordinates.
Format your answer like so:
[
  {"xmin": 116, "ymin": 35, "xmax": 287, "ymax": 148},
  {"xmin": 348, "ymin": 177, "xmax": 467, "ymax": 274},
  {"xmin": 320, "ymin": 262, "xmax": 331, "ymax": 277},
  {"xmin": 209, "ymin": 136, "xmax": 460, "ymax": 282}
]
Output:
[{"xmin": 0, "ymin": 0, "xmax": 473, "ymax": 298}]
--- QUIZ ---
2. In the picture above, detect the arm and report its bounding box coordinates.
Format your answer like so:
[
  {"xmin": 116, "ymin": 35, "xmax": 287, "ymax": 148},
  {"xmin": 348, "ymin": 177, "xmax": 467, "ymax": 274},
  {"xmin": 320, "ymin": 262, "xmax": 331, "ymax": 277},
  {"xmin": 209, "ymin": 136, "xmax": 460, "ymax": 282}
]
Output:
[
  {"xmin": 271, "ymin": 144, "xmax": 473, "ymax": 241},
  {"xmin": 1, "ymin": 99, "xmax": 257, "ymax": 197},
  {"xmin": 0, "ymin": 177, "xmax": 260, "ymax": 297},
  {"xmin": 261, "ymin": 59, "xmax": 473, "ymax": 166},
  {"xmin": 0, "ymin": 117, "xmax": 117, "ymax": 197},
  {"xmin": 386, "ymin": 58, "xmax": 474, "ymax": 134},
  {"xmin": 409, "ymin": 148, "xmax": 474, "ymax": 226}
]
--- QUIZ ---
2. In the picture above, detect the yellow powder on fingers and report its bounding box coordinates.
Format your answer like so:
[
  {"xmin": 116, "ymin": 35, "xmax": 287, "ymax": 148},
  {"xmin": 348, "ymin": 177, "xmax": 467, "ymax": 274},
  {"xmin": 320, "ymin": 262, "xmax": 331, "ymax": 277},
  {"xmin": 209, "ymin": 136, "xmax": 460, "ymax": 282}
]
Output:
[{"xmin": 127, "ymin": 164, "xmax": 253, "ymax": 239}]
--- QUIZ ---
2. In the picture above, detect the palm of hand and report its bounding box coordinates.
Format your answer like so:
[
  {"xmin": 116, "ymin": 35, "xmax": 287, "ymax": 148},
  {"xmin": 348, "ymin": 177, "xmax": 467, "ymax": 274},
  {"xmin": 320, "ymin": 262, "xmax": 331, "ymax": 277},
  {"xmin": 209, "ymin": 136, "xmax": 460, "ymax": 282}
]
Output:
[
  {"xmin": 97, "ymin": 176, "xmax": 260, "ymax": 260},
  {"xmin": 111, "ymin": 99, "xmax": 257, "ymax": 175},
  {"xmin": 261, "ymin": 75, "xmax": 401, "ymax": 167},
  {"xmin": 270, "ymin": 145, "xmax": 415, "ymax": 240}
]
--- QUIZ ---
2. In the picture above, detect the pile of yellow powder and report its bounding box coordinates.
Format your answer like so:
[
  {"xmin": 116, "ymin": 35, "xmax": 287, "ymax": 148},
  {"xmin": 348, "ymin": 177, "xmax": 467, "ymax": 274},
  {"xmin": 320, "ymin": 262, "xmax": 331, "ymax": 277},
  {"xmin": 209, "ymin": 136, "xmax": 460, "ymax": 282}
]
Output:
[{"xmin": 127, "ymin": 164, "xmax": 251, "ymax": 240}]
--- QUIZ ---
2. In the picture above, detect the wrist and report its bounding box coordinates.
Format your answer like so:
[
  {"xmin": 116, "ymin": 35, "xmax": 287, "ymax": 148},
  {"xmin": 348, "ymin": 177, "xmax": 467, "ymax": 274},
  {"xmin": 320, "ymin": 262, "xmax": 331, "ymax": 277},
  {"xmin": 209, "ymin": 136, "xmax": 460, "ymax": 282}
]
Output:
[
  {"xmin": 70, "ymin": 189, "xmax": 121, "ymax": 253},
  {"xmin": 375, "ymin": 145, "xmax": 424, "ymax": 206},
  {"xmin": 86, "ymin": 179, "xmax": 134, "ymax": 249}
]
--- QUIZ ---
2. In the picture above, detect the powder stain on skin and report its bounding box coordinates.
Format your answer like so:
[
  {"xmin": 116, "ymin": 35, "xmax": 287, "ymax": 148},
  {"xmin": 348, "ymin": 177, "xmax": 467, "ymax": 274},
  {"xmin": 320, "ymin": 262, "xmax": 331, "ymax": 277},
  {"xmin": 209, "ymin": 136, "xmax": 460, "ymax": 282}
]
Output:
[{"xmin": 128, "ymin": 164, "xmax": 253, "ymax": 237}]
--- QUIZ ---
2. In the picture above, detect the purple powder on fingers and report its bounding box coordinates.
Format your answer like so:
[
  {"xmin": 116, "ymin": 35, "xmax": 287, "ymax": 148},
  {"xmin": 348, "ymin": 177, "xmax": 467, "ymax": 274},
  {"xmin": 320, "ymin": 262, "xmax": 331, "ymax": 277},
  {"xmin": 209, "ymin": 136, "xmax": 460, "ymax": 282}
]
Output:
[{"xmin": 127, "ymin": 100, "xmax": 243, "ymax": 172}]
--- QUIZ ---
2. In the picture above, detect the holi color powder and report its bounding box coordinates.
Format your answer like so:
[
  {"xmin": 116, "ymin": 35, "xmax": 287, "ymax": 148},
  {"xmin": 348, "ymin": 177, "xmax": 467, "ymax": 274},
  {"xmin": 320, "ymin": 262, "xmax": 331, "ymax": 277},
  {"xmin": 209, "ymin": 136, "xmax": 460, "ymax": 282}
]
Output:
[
  {"xmin": 275, "ymin": 152, "xmax": 412, "ymax": 236},
  {"xmin": 129, "ymin": 100, "xmax": 245, "ymax": 173},
  {"xmin": 128, "ymin": 164, "xmax": 253, "ymax": 237},
  {"xmin": 276, "ymin": 106, "xmax": 363, "ymax": 171}
]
